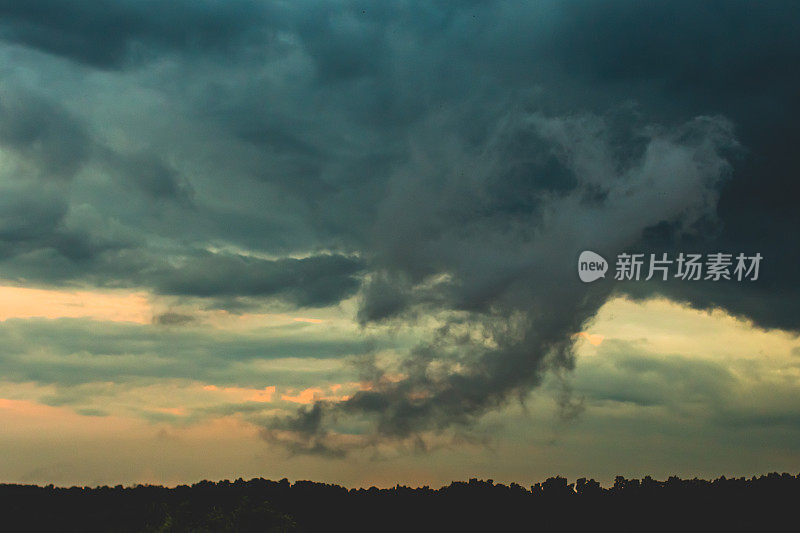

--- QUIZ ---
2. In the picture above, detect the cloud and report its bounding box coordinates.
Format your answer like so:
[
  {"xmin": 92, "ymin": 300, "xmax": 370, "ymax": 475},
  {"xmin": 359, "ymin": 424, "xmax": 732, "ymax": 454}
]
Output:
[
  {"xmin": 577, "ymin": 339, "xmax": 737, "ymax": 408},
  {"xmin": 0, "ymin": 0, "xmax": 271, "ymax": 68},
  {"xmin": 0, "ymin": 0, "xmax": 797, "ymax": 453},
  {"xmin": 266, "ymin": 111, "xmax": 736, "ymax": 452},
  {"xmin": 98, "ymin": 150, "xmax": 194, "ymax": 203},
  {"xmin": 0, "ymin": 89, "xmax": 90, "ymax": 180},
  {"xmin": 0, "ymin": 317, "xmax": 372, "ymax": 388},
  {"xmin": 150, "ymin": 252, "xmax": 365, "ymax": 306},
  {"xmin": 152, "ymin": 311, "xmax": 196, "ymax": 326}
]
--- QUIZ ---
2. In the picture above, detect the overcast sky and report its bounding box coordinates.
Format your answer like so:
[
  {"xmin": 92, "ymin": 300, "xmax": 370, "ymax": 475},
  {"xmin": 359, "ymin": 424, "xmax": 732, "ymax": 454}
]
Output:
[{"xmin": 0, "ymin": 0, "xmax": 798, "ymax": 487}]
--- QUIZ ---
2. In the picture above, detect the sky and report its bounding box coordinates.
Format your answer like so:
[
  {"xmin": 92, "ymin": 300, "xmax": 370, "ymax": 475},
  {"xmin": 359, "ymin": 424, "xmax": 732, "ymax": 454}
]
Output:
[{"xmin": 0, "ymin": 0, "xmax": 799, "ymax": 487}]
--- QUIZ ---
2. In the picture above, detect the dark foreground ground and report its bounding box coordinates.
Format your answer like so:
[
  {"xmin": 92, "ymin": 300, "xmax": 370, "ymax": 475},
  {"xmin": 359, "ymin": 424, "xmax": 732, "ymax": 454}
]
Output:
[{"xmin": 2, "ymin": 473, "xmax": 798, "ymax": 531}]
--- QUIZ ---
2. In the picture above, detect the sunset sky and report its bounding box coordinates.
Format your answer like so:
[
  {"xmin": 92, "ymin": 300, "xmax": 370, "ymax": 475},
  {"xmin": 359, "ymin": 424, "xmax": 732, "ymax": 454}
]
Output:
[{"xmin": 0, "ymin": 1, "xmax": 798, "ymax": 488}]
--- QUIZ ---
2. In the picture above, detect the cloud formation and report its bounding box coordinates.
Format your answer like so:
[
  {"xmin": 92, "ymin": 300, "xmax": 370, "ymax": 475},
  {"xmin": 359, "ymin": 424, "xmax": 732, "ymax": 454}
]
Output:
[
  {"xmin": 267, "ymin": 112, "xmax": 736, "ymax": 451},
  {"xmin": 0, "ymin": 0, "xmax": 797, "ymax": 453}
]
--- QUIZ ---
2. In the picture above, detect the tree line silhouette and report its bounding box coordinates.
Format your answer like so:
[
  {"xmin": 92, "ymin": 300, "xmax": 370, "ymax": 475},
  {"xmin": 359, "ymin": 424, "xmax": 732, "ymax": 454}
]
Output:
[{"xmin": 1, "ymin": 472, "xmax": 798, "ymax": 531}]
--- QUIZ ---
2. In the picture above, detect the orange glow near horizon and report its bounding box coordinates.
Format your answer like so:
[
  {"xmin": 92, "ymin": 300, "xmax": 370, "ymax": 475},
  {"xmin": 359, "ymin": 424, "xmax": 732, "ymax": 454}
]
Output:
[
  {"xmin": 576, "ymin": 332, "xmax": 605, "ymax": 346},
  {"xmin": 0, "ymin": 285, "xmax": 152, "ymax": 324},
  {"xmin": 202, "ymin": 385, "xmax": 277, "ymax": 403},
  {"xmin": 281, "ymin": 385, "xmax": 352, "ymax": 404},
  {"xmin": 281, "ymin": 387, "xmax": 325, "ymax": 404}
]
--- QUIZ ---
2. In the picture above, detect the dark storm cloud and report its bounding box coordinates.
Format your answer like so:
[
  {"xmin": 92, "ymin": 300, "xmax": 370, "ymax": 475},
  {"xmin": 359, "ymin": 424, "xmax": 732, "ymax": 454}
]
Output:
[
  {"xmin": 0, "ymin": 0, "xmax": 798, "ymax": 449},
  {"xmin": 0, "ymin": 245, "xmax": 364, "ymax": 307},
  {"xmin": 151, "ymin": 252, "xmax": 365, "ymax": 306},
  {"xmin": 531, "ymin": 0, "xmax": 800, "ymax": 331},
  {"xmin": 0, "ymin": 87, "xmax": 193, "ymax": 263},
  {"xmin": 0, "ymin": 190, "xmax": 67, "ymax": 250},
  {"xmin": 0, "ymin": 99, "xmax": 359, "ymax": 308},
  {"xmin": 0, "ymin": 88, "xmax": 365, "ymax": 308},
  {"xmin": 267, "ymin": 112, "xmax": 737, "ymax": 452},
  {"xmin": 0, "ymin": 0, "xmax": 271, "ymax": 68},
  {"xmin": 259, "ymin": 0, "xmax": 798, "ymax": 449},
  {"xmin": 101, "ymin": 151, "xmax": 194, "ymax": 203},
  {"xmin": 0, "ymin": 90, "xmax": 90, "ymax": 180},
  {"xmin": 0, "ymin": 89, "xmax": 94, "ymax": 261}
]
